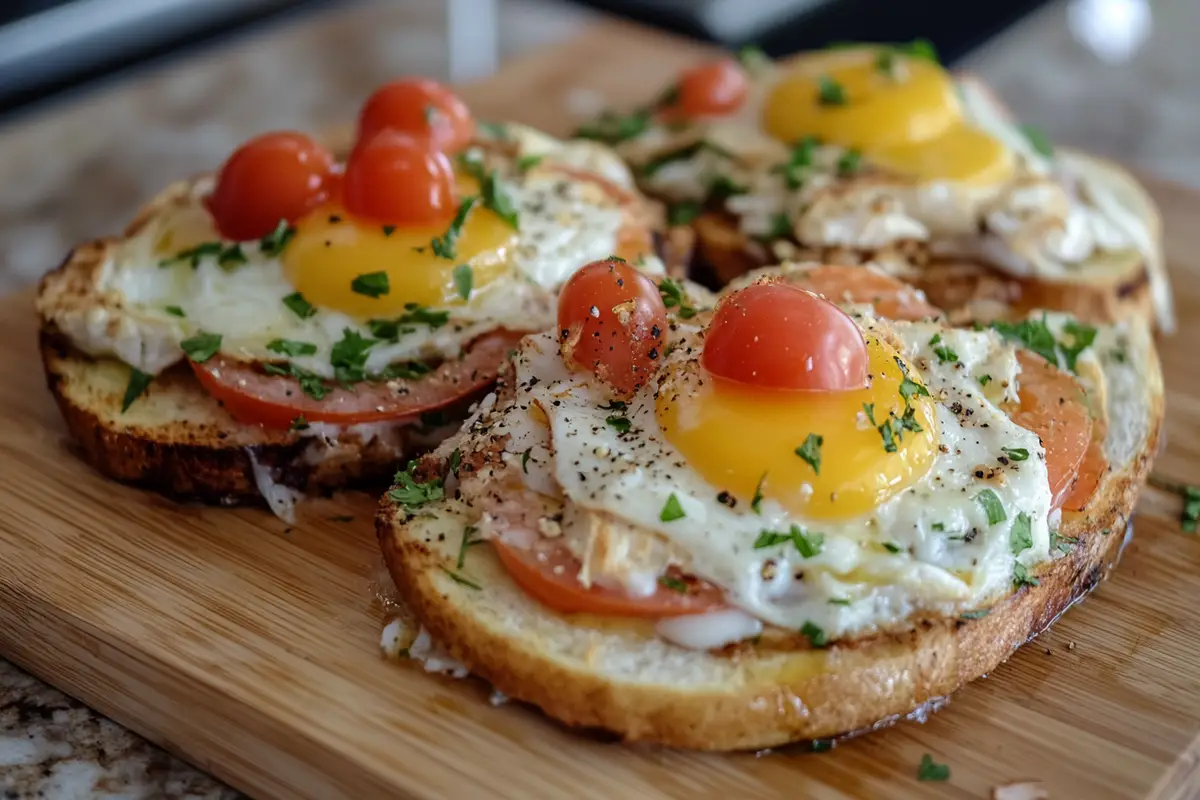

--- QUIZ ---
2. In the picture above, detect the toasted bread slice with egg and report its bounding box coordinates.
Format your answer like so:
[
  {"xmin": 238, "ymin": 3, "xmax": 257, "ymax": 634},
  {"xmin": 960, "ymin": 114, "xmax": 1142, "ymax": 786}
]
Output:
[{"xmin": 376, "ymin": 315, "xmax": 1162, "ymax": 750}]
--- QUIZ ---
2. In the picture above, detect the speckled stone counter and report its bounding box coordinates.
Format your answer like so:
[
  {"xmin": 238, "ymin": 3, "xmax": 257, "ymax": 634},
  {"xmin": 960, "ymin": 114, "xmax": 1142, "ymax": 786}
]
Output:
[{"xmin": 1, "ymin": 0, "xmax": 1196, "ymax": 795}]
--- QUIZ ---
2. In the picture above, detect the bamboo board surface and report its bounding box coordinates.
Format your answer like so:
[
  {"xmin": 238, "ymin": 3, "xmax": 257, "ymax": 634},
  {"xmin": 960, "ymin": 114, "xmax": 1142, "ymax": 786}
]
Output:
[{"xmin": 2, "ymin": 19, "xmax": 1200, "ymax": 800}]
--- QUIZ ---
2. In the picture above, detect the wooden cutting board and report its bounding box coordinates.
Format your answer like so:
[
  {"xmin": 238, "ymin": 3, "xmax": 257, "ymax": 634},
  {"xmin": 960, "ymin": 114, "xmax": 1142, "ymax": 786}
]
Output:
[{"xmin": 2, "ymin": 19, "xmax": 1200, "ymax": 800}]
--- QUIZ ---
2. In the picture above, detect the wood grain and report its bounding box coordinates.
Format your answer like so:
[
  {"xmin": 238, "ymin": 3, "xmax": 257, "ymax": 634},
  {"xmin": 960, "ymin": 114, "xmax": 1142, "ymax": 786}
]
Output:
[{"xmin": 2, "ymin": 19, "xmax": 1200, "ymax": 800}]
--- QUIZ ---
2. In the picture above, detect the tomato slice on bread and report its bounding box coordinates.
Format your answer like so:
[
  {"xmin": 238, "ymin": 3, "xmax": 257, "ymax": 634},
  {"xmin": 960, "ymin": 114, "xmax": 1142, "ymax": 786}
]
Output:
[{"xmin": 192, "ymin": 330, "xmax": 523, "ymax": 429}]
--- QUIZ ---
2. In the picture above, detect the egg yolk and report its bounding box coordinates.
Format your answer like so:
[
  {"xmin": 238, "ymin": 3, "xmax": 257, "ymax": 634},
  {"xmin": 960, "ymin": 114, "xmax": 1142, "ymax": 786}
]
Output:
[
  {"xmin": 656, "ymin": 336, "xmax": 937, "ymax": 520},
  {"xmin": 282, "ymin": 174, "xmax": 516, "ymax": 318},
  {"xmin": 762, "ymin": 47, "xmax": 1013, "ymax": 185}
]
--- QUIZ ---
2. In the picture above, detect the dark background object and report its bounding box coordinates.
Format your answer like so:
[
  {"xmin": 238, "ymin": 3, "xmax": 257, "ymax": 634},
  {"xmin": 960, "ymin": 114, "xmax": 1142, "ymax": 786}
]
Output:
[{"xmin": 0, "ymin": 0, "xmax": 1053, "ymax": 120}]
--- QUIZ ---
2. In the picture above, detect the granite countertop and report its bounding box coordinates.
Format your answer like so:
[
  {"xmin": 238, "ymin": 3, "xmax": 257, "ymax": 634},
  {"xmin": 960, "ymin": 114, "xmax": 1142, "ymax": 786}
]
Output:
[{"xmin": 1, "ymin": 0, "xmax": 1197, "ymax": 796}]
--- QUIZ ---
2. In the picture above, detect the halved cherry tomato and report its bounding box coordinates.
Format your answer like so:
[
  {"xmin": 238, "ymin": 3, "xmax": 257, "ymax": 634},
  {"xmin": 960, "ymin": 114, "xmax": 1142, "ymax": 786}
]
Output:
[
  {"xmin": 661, "ymin": 58, "xmax": 749, "ymax": 120},
  {"xmin": 493, "ymin": 539, "xmax": 724, "ymax": 617},
  {"xmin": 358, "ymin": 78, "xmax": 475, "ymax": 154},
  {"xmin": 787, "ymin": 264, "xmax": 942, "ymax": 322},
  {"xmin": 207, "ymin": 132, "xmax": 335, "ymax": 241},
  {"xmin": 1005, "ymin": 350, "xmax": 1093, "ymax": 508},
  {"xmin": 190, "ymin": 330, "xmax": 523, "ymax": 429},
  {"xmin": 1060, "ymin": 437, "xmax": 1107, "ymax": 512},
  {"xmin": 702, "ymin": 281, "xmax": 869, "ymax": 392},
  {"xmin": 557, "ymin": 259, "xmax": 667, "ymax": 397},
  {"xmin": 343, "ymin": 130, "xmax": 458, "ymax": 226}
]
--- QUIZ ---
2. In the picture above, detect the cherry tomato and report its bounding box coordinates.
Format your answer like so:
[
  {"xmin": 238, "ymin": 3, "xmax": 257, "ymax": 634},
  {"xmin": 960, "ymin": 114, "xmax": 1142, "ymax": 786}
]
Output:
[
  {"xmin": 557, "ymin": 259, "xmax": 668, "ymax": 397},
  {"xmin": 190, "ymin": 330, "xmax": 523, "ymax": 429},
  {"xmin": 343, "ymin": 130, "xmax": 458, "ymax": 226},
  {"xmin": 787, "ymin": 264, "xmax": 941, "ymax": 321},
  {"xmin": 661, "ymin": 58, "xmax": 749, "ymax": 120},
  {"xmin": 207, "ymin": 131, "xmax": 335, "ymax": 241},
  {"xmin": 358, "ymin": 78, "xmax": 475, "ymax": 153},
  {"xmin": 493, "ymin": 539, "xmax": 724, "ymax": 617},
  {"xmin": 1004, "ymin": 350, "xmax": 1093, "ymax": 508},
  {"xmin": 702, "ymin": 281, "xmax": 869, "ymax": 392}
]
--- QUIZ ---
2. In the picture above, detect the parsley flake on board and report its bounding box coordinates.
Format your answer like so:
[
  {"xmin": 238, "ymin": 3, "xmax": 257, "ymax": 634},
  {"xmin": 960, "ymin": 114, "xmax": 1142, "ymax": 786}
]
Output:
[
  {"xmin": 267, "ymin": 339, "xmax": 317, "ymax": 357},
  {"xmin": 975, "ymin": 489, "xmax": 1007, "ymax": 525},
  {"xmin": 121, "ymin": 368, "xmax": 153, "ymax": 413},
  {"xmin": 658, "ymin": 576, "xmax": 689, "ymax": 594},
  {"xmin": 452, "ymin": 264, "xmax": 473, "ymax": 301},
  {"xmin": 388, "ymin": 461, "xmax": 445, "ymax": 509},
  {"xmin": 1148, "ymin": 475, "xmax": 1200, "ymax": 532},
  {"xmin": 351, "ymin": 271, "xmax": 390, "ymax": 298},
  {"xmin": 180, "ymin": 331, "xmax": 222, "ymax": 363},
  {"xmin": 751, "ymin": 472, "xmax": 767, "ymax": 515},
  {"xmin": 259, "ymin": 220, "xmax": 295, "ymax": 256},
  {"xmin": 917, "ymin": 754, "xmax": 950, "ymax": 782},
  {"xmin": 430, "ymin": 196, "xmax": 477, "ymax": 259},
  {"xmin": 660, "ymin": 493, "xmax": 686, "ymax": 522},
  {"xmin": 1009, "ymin": 512, "xmax": 1033, "ymax": 555},
  {"xmin": 1001, "ymin": 447, "xmax": 1029, "ymax": 461},
  {"xmin": 816, "ymin": 75, "xmax": 847, "ymax": 106},
  {"xmin": 262, "ymin": 362, "xmax": 327, "ymax": 400},
  {"xmin": 795, "ymin": 434, "xmax": 823, "ymax": 475},
  {"xmin": 606, "ymin": 415, "xmax": 632, "ymax": 434},
  {"xmin": 658, "ymin": 277, "xmax": 697, "ymax": 319},
  {"xmin": 800, "ymin": 621, "xmax": 828, "ymax": 648},
  {"xmin": 754, "ymin": 525, "xmax": 824, "ymax": 558},
  {"xmin": 282, "ymin": 292, "xmax": 317, "ymax": 319}
]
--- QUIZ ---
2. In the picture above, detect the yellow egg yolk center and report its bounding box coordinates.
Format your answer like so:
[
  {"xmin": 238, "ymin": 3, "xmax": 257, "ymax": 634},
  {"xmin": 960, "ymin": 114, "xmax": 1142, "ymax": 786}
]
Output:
[
  {"xmin": 282, "ymin": 174, "xmax": 517, "ymax": 318},
  {"xmin": 656, "ymin": 336, "xmax": 938, "ymax": 520},
  {"xmin": 762, "ymin": 47, "xmax": 1013, "ymax": 185}
]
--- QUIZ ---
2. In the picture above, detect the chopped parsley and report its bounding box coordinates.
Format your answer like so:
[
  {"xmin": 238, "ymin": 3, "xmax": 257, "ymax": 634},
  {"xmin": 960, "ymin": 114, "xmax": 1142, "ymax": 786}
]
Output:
[
  {"xmin": 282, "ymin": 292, "xmax": 317, "ymax": 320},
  {"xmin": 1050, "ymin": 530, "xmax": 1079, "ymax": 554},
  {"xmin": 382, "ymin": 225, "xmax": 396, "ymax": 237},
  {"xmin": 751, "ymin": 472, "xmax": 767, "ymax": 515},
  {"xmin": 917, "ymin": 754, "xmax": 950, "ymax": 782},
  {"xmin": 975, "ymin": 488, "xmax": 1007, "ymax": 525},
  {"xmin": 259, "ymin": 220, "xmax": 295, "ymax": 256},
  {"xmin": 481, "ymin": 170, "xmax": 519, "ymax": 229},
  {"xmin": 929, "ymin": 333, "xmax": 958, "ymax": 364},
  {"xmin": 959, "ymin": 609, "xmax": 990, "ymax": 620},
  {"xmin": 816, "ymin": 75, "xmax": 847, "ymax": 106},
  {"xmin": 452, "ymin": 264, "xmax": 473, "ymax": 301},
  {"xmin": 1148, "ymin": 475, "xmax": 1200, "ymax": 532},
  {"xmin": 931, "ymin": 522, "xmax": 945, "ymax": 532},
  {"xmin": 262, "ymin": 362, "xmax": 326, "ymax": 400},
  {"xmin": 794, "ymin": 434, "xmax": 823, "ymax": 475},
  {"xmin": 659, "ymin": 277, "xmax": 697, "ymax": 319},
  {"xmin": 875, "ymin": 49, "xmax": 897, "ymax": 75},
  {"xmin": 754, "ymin": 525, "xmax": 824, "ymax": 558},
  {"xmin": 828, "ymin": 598, "xmax": 852, "ymax": 606},
  {"xmin": 898, "ymin": 38, "xmax": 939, "ymax": 63},
  {"xmin": 430, "ymin": 196, "xmax": 477, "ymax": 259},
  {"xmin": 640, "ymin": 141, "xmax": 706, "ymax": 178},
  {"xmin": 448, "ymin": 448, "xmax": 461, "ymax": 477},
  {"xmin": 369, "ymin": 304, "xmax": 450, "ymax": 341},
  {"xmin": 515, "ymin": 154, "xmax": 544, "ymax": 172},
  {"xmin": 1009, "ymin": 512, "xmax": 1033, "ymax": 555},
  {"xmin": 599, "ymin": 400, "xmax": 627, "ymax": 412},
  {"xmin": 991, "ymin": 315, "xmax": 1096, "ymax": 373},
  {"xmin": 121, "ymin": 368, "xmax": 152, "ymax": 413},
  {"xmin": 800, "ymin": 621, "xmax": 827, "ymax": 648},
  {"xmin": 1020, "ymin": 124, "xmax": 1055, "ymax": 158},
  {"xmin": 1001, "ymin": 447, "xmax": 1029, "ymax": 461},
  {"xmin": 378, "ymin": 360, "xmax": 431, "ymax": 381},
  {"xmin": 521, "ymin": 448, "xmax": 532, "ymax": 474},
  {"xmin": 605, "ymin": 415, "xmax": 632, "ymax": 434},
  {"xmin": 766, "ymin": 212, "xmax": 792, "ymax": 240},
  {"xmin": 159, "ymin": 241, "xmax": 245, "ymax": 270},
  {"xmin": 667, "ymin": 200, "xmax": 702, "ymax": 226},
  {"xmin": 1060, "ymin": 320, "xmax": 1098, "ymax": 372},
  {"xmin": 708, "ymin": 174, "xmax": 748, "ymax": 202},
  {"xmin": 266, "ymin": 339, "xmax": 318, "ymax": 357},
  {"xmin": 660, "ymin": 493, "xmax": 686, "ymax": 522},
  {"xmin": 573, "ymin": 109, "xmax": 652, "ymax": 145},
  {"xmin": 440, "ymin": 567, "xmax": 482, "ymax": 590},
  {"xmin": 736, "ymin": 44, "xmax": 769, "ymax": 74},
  {"xmin": 477, "ymin": 121, "xmax": 509, "ymax": 140},
  {"xmin": 779, "ymin": 136, "xmax": 819, "ymax": 189},
  {"xmin": 329, "ymin": 328, "xmax": 376, "ymax": 384},
  {"xmin": 658, "ymin": 576, "xmax": 688, "ymax": 594},
  {"xmin": 835, "ymin": 149, "xmax": 862, "ymax": 176},
  {"xmin": 456, "ymin": 525, "xmax": 483, "ymax": 569},
  {"xmin": 164, "ymin": 305, "xmax": 186, "ymax": 317},
  {"xmin": 351, "ymin": 271, "xmax": 390, "ymax": 298},
  {"xmin": 978, "ymin": 374, "xmax": 992, "ymax": 386},
  {"xmin": 179, "ymin": 331, "xmax": 222, "ymax": 363},
  {"xmin": 289, "ymin": 414, "xmax": 309, "ymax": 432},
  {"xmin": 1012, "ymin": 562, "xmax": 1039, "ymax": 588},
  {"xmin": 388, "ymin": 461, "xmax": 445, "ymax": 509},
  {"xmin": 898, "ymin": 375, "xmax": 930, "ymax": 404},
  {"xmin": 883, "ymin": 542, "xmax": 902, "ymax": 553}
]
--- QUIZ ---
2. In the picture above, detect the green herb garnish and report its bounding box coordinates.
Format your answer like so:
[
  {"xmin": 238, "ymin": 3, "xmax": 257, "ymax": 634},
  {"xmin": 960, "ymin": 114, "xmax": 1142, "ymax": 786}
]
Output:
[
  {"xmin": 121, "ymin": 368, "xmax": 152, "ymax": 413},
  {"xmin": 259, "ymin": 220, "xmax": 295, "ymax": 256},
  {"xmin": 282, "ymin": 292, "xmax": 317, "ymax": 320},
  {"xmin": 658, "ymin": 576, "xmax": 688, "ymax": 594},
  {"xmin": 800, "ymin": 621, "xmax": 828, "ymax": 648},
  {"xmin": 164, "ymin": 306, "xmax": 186, "ymax": 317},
  {"xmin": 329, "ymin": 328, "xmax": 376, "ymax": 384},
  {"xmin": 975, "ymin": 488, "xmax": 1007, "ymax": 525},
  {"xmin": 660, "ymin": 493, "xmax": 686, "ymax": 522},
  {"xmin": 751, "ymin": 472, "xmax": 767, "ymax": 515},
  {"xmin": 262, "ymin": 362, "xmax": 327, "ymax": 400},
  {"xmin": 516, "ymin": 154, "xmax": 544, "ymax": 172},
  {"xmin": 1012, "ymin": 562, "xmax": 1039, "ymax": 588},
  {"xmin": 430, "ymin": 196, "xmax": 477, "ymax": 259},
  {"xmin": 1001, "ymin": 447, "xmax": 1029, "ymax": 461},
  {"xmin": 1009, "ymin": 512, "xmax": 1033, "ymax": 555},
  {"xmin": 1020, "ymin": 124, "xmax": 1055, "ymax": 158},
  {"xmin": 917, "ymin": 753, "xmax": 950, "ymax": 782},
  {"xmin": 795, "ymin": 434, "xmax": 823, "ymax": 475},
  {"xmin": 351, "ymin": 271, "xmax": 390, "ymax": 298},
  {"xmin": 659, "ymin": 277, "xmax": 697, "ymax": 319},
  {"xmin": 440, "ymin": 567, "xmax": 481, "ymax": 590},
  {"xmin": 816, "ymin": 75, "xmax": 847, "ymax": 106},
  {"xmin": 457, "ymin": 525, "xmax": 482, "ymax": 569},
  {"xmin": 452, "ymin": 264, "xmax": 473, "ymax": 301},
  {"xmin": 754, "ymin": 525, "xmax": 824, "ymax": 558},
  {"xmin": 388, "ymin": 461, "xmax": 445, "ymax": 509},
  {"xmin": 180, "ymin": 331, "xmax": 222, "ymax": 363},
  {"xmin": 606, "ymin": 415, "xmax": 632, "ymax": 434},
  {"xmin": 266, "ymin": 339, "xmax": 318, "ymax": 357},
  {"xmin": 481, "ymin": 170, "xmax": 519, "ymax": 229},
  {"xmin": 667, "ymin": 200, "xmax": 702, "ymax": 226}
]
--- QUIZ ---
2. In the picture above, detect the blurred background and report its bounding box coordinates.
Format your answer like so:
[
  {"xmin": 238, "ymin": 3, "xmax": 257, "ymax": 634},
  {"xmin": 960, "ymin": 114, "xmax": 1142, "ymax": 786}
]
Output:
[{"xmin": 0, "ymin": 0, "xmax": 1192, "ymax": 294}]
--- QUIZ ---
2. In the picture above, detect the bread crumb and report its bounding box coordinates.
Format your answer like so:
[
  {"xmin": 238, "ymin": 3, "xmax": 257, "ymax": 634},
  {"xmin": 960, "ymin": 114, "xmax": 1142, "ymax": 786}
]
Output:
[{"xmin": 1067, "ymin": 641, "xmax": 1076, "ymax": 650}]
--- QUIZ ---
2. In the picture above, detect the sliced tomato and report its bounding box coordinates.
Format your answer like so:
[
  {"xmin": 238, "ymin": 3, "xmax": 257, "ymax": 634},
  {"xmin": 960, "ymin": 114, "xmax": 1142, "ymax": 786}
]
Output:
[
  {"xmin": 1060, "ymin": 436, "xmax": 1107, "ymax": 512},
  {"xmin": 492, "ymin": 539, "xmax": 724, "ymax": 618},
  {"xmin": 191, "ymin": 330, "xmax": 524, "ymax": 429},
  {"xmin": 787, "ymin": 264, "xmax": 942, "ymax": 322},
  {"xmin": 1005, "ymin": 350, "xmax": 1093, "ymax": 508}
]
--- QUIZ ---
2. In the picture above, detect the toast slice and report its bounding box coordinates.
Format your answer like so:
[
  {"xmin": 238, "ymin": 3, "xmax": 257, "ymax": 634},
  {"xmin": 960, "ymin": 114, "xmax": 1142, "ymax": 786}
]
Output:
[{"xmin": 376, "ymin": 315, "xmax": 1162, "ymax": 750}]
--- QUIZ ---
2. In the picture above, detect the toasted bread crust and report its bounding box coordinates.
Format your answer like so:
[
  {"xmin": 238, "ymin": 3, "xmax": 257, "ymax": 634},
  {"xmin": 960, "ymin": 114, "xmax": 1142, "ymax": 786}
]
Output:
[{"xmin": 376, "ymin": 321, "xmax": 1163, "ymax": 750}]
